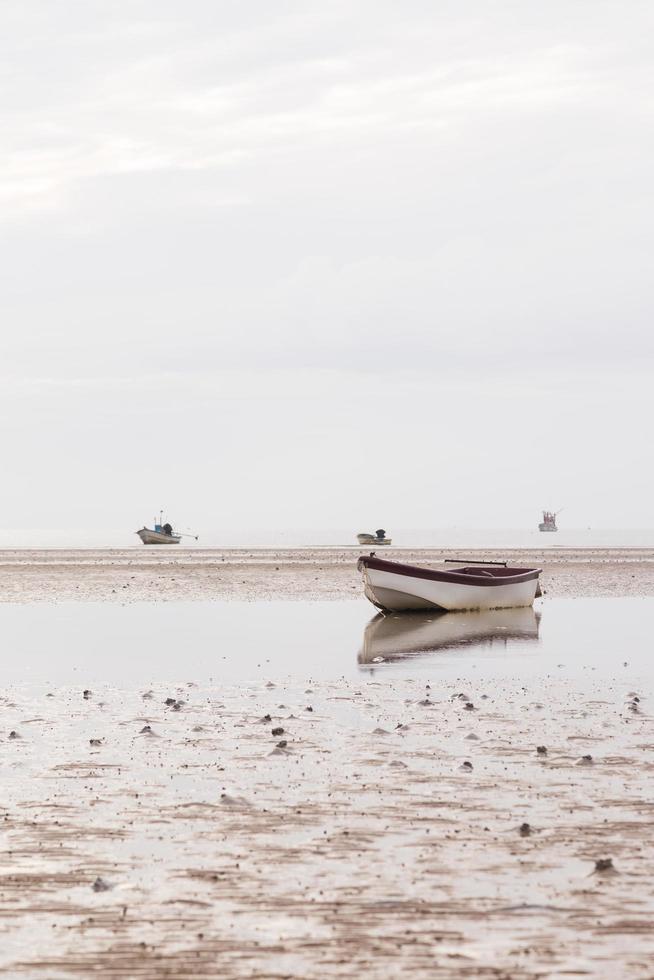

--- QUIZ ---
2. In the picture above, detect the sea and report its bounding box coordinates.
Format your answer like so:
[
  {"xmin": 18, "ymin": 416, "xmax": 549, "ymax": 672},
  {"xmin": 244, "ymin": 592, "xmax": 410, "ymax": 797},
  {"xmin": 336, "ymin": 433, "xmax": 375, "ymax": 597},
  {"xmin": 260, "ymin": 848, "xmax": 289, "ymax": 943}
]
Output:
[{"xmin": 0, "ymin": 528, "xmax": 653, "ymax": 549}]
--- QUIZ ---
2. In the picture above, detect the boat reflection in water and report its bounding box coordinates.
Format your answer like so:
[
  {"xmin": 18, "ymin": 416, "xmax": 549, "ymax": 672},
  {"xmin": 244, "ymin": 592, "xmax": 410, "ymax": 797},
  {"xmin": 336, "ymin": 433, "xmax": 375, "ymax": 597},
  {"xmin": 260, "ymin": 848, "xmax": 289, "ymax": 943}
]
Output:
[{"xmin": 358, "ymin": 606, "xmax": 541, "ymax": 666}]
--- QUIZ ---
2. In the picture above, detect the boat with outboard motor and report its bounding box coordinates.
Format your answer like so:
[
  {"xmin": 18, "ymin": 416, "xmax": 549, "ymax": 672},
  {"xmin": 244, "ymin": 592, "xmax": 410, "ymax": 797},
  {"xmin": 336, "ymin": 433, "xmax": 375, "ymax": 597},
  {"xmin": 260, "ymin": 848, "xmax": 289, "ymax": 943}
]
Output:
[
  {"xmin": 357, "ymin": 529, "xmax": 392, "ymax": 546},
  {"xmin": 357, "ymin": 555, "xmax": 542, "ymax": 612}
]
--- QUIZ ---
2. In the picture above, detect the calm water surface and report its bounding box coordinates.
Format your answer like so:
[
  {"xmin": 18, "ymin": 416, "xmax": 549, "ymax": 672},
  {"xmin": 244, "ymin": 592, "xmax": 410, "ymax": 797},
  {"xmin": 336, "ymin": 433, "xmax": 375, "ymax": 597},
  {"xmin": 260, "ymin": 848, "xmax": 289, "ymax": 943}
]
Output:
[
  {"xmin": 1, "ymin": 597, "xmax": 652, "ymax": 686},
  {"xmin": 2, "ymin": 527, "xmax": 654, "ymax": 548}
]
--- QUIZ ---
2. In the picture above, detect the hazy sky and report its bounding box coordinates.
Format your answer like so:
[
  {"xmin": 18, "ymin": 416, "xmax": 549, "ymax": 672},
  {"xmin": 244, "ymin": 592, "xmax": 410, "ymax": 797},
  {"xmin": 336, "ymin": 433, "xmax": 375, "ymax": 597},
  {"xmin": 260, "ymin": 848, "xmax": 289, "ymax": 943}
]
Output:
[{"xmin": 2, "ymin": 1, "xmax": 652, "ymax": 538}]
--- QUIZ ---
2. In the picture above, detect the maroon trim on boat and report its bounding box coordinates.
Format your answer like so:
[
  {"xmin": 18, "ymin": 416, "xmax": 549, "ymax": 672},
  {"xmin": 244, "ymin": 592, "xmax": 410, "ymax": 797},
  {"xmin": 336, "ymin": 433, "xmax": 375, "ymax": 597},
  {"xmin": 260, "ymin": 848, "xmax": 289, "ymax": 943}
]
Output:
[{"xmin": 357, "ymin": 556, "xmax": 541, "ymax": 587}]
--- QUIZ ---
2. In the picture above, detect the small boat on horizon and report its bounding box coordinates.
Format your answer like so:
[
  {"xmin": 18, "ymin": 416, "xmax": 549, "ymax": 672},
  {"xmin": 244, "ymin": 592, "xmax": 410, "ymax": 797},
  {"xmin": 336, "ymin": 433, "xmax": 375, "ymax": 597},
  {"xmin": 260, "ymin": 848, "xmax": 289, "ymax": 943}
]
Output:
[
  {"xmin": 357, "ymin": 528, "xmax": 392, "ymax": 546},
  {"xmin": 358, "ymin": 555, "xmax": 542, "ymax": 612},
  {"xmin": 136, "ymin": 511, "xmax": 198, "ymax": 545},
  {"xmin": 539, "ymin": 509, "xmax": 561, "ymax": 532}
]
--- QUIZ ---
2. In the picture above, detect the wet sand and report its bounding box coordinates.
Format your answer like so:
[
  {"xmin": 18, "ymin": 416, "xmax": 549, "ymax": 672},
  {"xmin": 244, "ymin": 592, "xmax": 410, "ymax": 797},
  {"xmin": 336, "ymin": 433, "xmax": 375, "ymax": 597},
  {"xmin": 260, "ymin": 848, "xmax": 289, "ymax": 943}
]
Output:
[
  {"xmin": 1, "ymin": 550, "xmax": 653, "ymax": 977},
  {"xmin": 1, "ymin": 674, "xmax": 653, "ymax": 978},
  {"xmin": 1, "ymin": 546, "xmax": 654, "ymax": 602}
]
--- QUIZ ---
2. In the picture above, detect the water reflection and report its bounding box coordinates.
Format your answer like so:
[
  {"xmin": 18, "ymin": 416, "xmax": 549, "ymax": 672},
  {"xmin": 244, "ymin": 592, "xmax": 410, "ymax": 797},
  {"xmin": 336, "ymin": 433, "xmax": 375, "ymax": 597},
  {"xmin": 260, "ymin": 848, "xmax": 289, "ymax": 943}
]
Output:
[
  {"xmin": 9, "ymin": 597, "xmax": 654, "ymax": 684},
  {"xmin": 358, "ymin": 606, "xmax": 541, "ymax": 665}
]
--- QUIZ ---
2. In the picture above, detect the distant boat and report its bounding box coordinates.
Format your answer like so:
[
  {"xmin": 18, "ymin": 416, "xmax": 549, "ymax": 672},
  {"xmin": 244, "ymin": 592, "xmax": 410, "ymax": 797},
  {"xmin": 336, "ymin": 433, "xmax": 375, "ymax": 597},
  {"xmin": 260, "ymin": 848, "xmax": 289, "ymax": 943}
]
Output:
[
  {"xmin": 539, "ymin": 509, "xmax": 561, "ymax": 532},
  {"xmin": 137, "ymin": 526, "xmax": 181, "ymax": 545},
  {"xmin": 357, "ymin": 528, "xmax": 392, "ymax": 546},
  {"xmin": 357, "ymin": 555, "xmax": 542, "ymax": 612},
  {"xmin": 136, "ymin": 511, "xmax": 197, "ymax": 545}
]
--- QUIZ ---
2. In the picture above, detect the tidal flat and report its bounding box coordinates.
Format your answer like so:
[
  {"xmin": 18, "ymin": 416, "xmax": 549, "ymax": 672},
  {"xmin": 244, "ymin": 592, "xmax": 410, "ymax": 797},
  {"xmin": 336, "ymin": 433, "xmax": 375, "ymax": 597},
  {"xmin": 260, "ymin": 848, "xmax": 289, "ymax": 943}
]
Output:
[
  {"xmin": 1, "ymin": 546, "xmax": 654, "ymax": 602},
  {"xmin": 0, "ymin": 595, "xmax": 652, "ymax": 977}
]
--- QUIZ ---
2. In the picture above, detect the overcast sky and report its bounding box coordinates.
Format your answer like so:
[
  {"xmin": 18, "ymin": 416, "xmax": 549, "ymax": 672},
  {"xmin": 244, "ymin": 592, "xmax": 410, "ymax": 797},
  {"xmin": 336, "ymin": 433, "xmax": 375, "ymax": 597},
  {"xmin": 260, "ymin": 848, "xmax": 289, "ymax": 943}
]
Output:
[{"xmin": 1, "ymin": 1, "xmax": 652, "ymax": 540}]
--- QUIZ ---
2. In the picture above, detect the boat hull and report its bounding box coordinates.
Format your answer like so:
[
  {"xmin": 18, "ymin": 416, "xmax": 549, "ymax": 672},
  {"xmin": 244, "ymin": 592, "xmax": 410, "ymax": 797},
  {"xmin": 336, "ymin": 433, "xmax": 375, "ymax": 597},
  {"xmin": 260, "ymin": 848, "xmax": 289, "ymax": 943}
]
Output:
[
  {"xmin": 136, "ymin": 528, "xmax": 181, "ymax": 545},
  {"xmin": 538, "ymin": 524, "xmax": 557, "ymax": 532},
  {"xmin": 357, "ymin": 534, "xmax": 392, "ymax": 546},
  {"xmin": 358, "ymin": 557, "xmax": 541, "ymax": 612}
]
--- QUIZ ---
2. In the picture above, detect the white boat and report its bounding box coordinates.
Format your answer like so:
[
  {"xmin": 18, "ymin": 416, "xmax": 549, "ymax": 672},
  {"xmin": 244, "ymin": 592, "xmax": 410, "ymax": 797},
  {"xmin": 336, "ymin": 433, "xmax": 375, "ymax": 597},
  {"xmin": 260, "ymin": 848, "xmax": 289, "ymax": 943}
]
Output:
[
  {"xmin": 358, "ymin": 555, "xmax": 542, "ymax": 612},
  {"xmin": 357, "ymin": 529, "xmax": 392, "ymax": 546},
  {"xmin": 136, "ymin": 511, "xmax": 197, "ymax": 545},
  {"xmin": 358, "ymin": 606, "xmax": 540, "ymax": 664},
  {"xmin": 137, "ymin": 526, "xmax": 182, "ymax": 545}
]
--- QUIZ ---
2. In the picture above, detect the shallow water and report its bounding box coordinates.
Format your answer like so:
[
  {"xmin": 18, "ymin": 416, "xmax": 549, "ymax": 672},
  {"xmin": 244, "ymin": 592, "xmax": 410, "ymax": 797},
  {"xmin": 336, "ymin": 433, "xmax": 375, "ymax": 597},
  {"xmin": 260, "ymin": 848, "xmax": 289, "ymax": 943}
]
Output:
[
  {"xmin": 1, "ymin": 598, "xmax": 653, "ymax": 978},
  {"xmin": 1, "ymin": 597, "xmax": 652, "ymax": 686}
]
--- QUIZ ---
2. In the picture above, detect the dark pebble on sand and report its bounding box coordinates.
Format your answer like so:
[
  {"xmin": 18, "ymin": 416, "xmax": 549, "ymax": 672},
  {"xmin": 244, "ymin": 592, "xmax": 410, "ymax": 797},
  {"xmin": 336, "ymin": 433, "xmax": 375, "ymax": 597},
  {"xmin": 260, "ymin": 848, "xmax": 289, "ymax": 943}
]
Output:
[
  {"xmin": 519, "ymin": 822, "xmax": 532, "ymax": 836},
  {"xmin": 83, "ymin": 690, "xmax": 92, "ymax": 700},
  {"xmin": 594, "ymin": 858, "xmax": 617, "ymax": 874},
  {"xmin": 262, "ymin": 714, "xmax": 272, "ymax": 722},
  {"xmin": 92, "ymin": 877, "xmax": 112, "ymax": 892},
  {"xmin": 464, "ymin": 702, "xmax": 475, "ymax": 711},
  {"xmin": 536, "ymin": 745, "xmax": 547, "ymax": 755},
  {"xmin": 276, "ymin": 740, "xmax": 288, "ymax": 748},
  {"xmin": 89, "ymin": 739, "xmax": 102, "ymax": 747},
  {"xmin": 164, "ymin": 697, "xmax": 177, "ymax": 706},
  {"xmin": 271, "ymin": 727, "xmax": 285, "ymax": 736},
  {"xmin": 461, "ymin": 761, "xmax": 473, "ymax": 771},
  {"xmin": 8, "ymin": 731, "xmax": 20, "ymax": 740}
]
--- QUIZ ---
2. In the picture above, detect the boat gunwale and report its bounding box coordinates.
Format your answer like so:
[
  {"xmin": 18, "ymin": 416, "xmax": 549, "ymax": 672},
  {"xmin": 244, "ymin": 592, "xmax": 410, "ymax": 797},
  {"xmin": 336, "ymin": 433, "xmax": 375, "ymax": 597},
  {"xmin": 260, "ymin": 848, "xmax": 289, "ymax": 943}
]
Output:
[{"xmin": 358, "ymin": 555, "xmax": 542, "ymax": 587}]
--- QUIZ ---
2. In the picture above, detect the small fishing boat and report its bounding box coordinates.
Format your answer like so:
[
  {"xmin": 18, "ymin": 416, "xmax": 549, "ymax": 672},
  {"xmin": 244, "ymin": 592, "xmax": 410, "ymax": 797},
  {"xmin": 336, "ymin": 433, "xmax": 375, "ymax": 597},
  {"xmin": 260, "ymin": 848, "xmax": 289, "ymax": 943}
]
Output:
[
  {"xmin": 358, "ymin": 606, "xmax": 540, "ymax": 664},
  {"xmin": 357, "ymin": 555, "xmax": 542, "ymax": 612},
  {"xmin": 357, "ymin": 529, "xmax": 392, "ymax": 546},
  {"xmin": 136, "ymin": 511, "xmax": 198, "ymax": 545},
  {"xmin": 137, "ymin": 526, "xmax": 181, "ymax": 544},
  {"xmin": 539, "ymin": 509, "xmax": 561, "ymax": 532}
]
